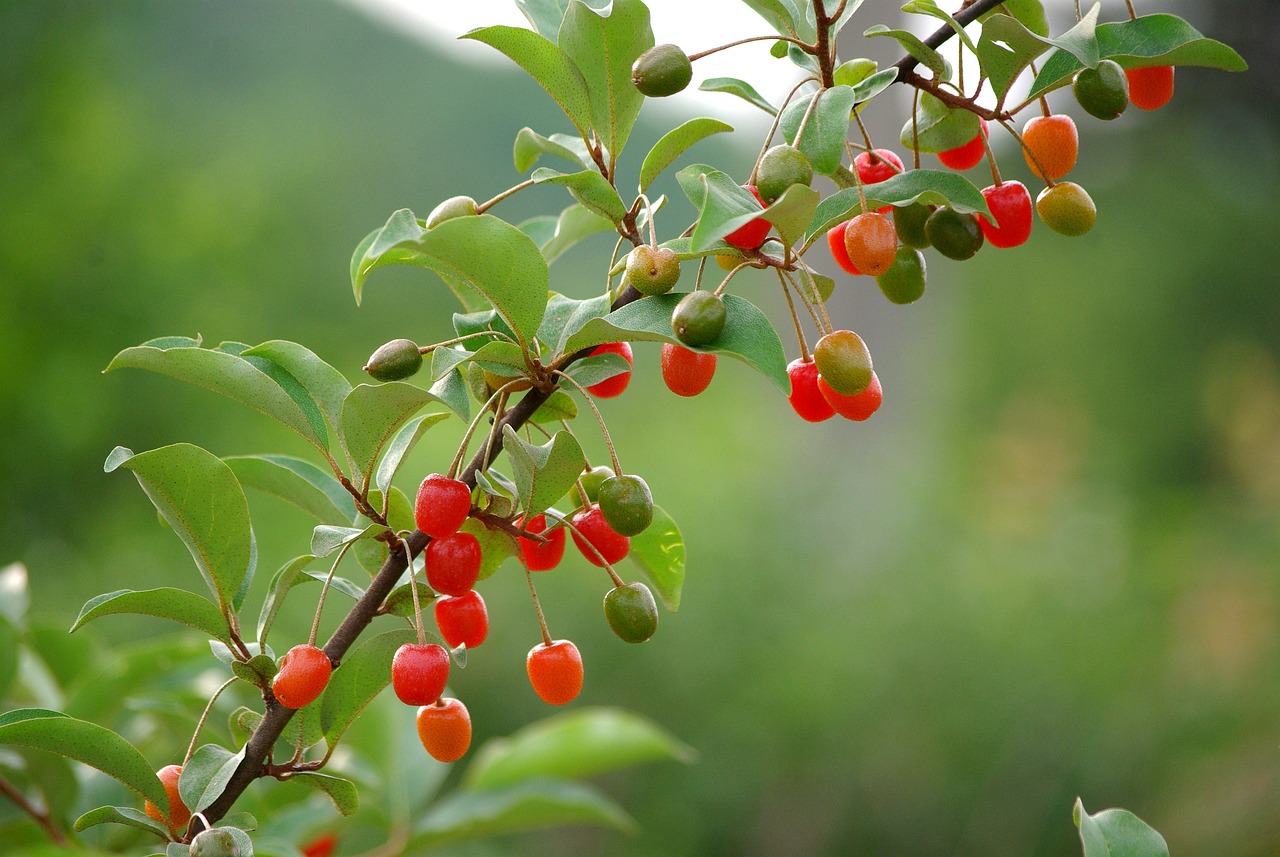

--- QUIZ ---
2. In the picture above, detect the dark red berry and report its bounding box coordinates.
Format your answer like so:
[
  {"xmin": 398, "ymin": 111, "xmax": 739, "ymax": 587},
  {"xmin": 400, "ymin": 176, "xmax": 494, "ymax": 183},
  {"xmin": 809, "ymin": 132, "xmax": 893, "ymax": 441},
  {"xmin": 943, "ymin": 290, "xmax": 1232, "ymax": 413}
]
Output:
[
  {"xmin": 391, "ymin": 642, "xmax": 450, "ymax": 705},
  {"xmin": 435, "ymin": 590, "xmax": 489, "ymax": 649},
  {"xmin": 786, "ymin": 358, "xmax": 836, "ymax": 422},
  {"xmin": 517, "ymin": 514, "xmax": 566, "ymax": 571},
  {"xmin": 425, "ymin": 532, "xmax": 481, "ymax": 596},
  {"xmin": 415, "ymin": 474, "xmax": 471, "ymax": 539},
  {"xmin": 723, "ymin": 186, "xmax": 771, "ymax": 250},
  {"xmin": 818, "ymin": 371, "xmax": 883, "ymax": 421},
  {"xmin": 585, "ymin": 342, "xmax": 633, "ymax": 398},
  {"xmin": 937, "ymin": 119, "xmax": 988, "ymax": 171},
  {"xmin": 977, "ymin": 181, "xmax": 1033, "ymax": 249},
  {"xmin": 570, "ymin": 507, "xmax": 630, "ymax": 566},
  {"xmin": 661, "ymin": 343, "xmax": 716, "ymax": 397}
]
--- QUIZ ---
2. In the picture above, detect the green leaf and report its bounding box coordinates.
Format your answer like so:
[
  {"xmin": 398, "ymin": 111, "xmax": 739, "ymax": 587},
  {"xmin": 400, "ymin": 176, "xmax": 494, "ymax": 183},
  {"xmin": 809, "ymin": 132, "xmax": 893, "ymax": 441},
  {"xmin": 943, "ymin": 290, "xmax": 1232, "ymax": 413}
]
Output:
[
  {"xmin": 353, "ymin": 212, "xmax": 550, "ymax": 346},
  {"xmin": 461, "ymin": 518, "xmax": 520, "ymax": 582},
  {"xmin": 848, "ymin": 67, "xmax": 898, "ymax": 104},
  {"xmin": 676, "ymin": 165, "xmax": 765, "ymax": 252},
  {"xmin": 979, "ymin": 0, "xmax": 1047, "ymax": 37},
  {"xmin": 559, "ymin": 0, "xmax": 653, "ymax": 160},
  {"xmin": 902, "ymin": 1, "xmax": 977, "ymax": 54},
  {"xmin": 565, "ymin": 294, "xmax": 789, "ymax": 394},
  {"xmin": 527, "ymin": 204, "xmax": 614, "ymax": 266},
  {"xmin": 239, "ymin": 341, "xmax": 351, "ymax": 437},
  {"xmin": 256, "ymin": 556, "xmax": 315, "ymax": 645},
  {"xmin": 465, "ymin": 707, "xmax": 694, "ymax": 790},
  {"xmin": 530, "ymin": 390, "xmax": 579, "ymax": 423},
  {"xmin": 502, "ymin": 427, "xmax": 586, "ymax": 520},
  {"xmin": 460, "ymin": 26, "xmax": 593, "ymax": 136},
  {"xmin": 382, "ymin": 581, "xmax": 436, "ymax": 618},
  {"xmin": 321, "ymin": 628, "xmax": 418, "ymax": 744},
  {"xmin": 531, "ymin": 168, "xmax": 627, "ymax": 223},
  {"xmin": 1074, "ymin": 798, "xmax": 1169, "ymax": 857},
  {"xmin": 514, "ymin": 127, "xmax": 587, "ymax": 173},
  {"xmin": 1042, "ymin": 2, "xmax": 1101, "ymax": 69},
  {"xmin": 898, "ymin": 91, "xmax": 980, "ymax": 153},
  {"xmin": 864, "ymin": 25, "xmax": 951, "ymax": 79},
  {"xmin": 428, "ymin": 366, "xmax": 472, "ymax": 423},
  {"xmin": 563, "ymin": 352, "xmax": 630, "ymax": 387},
  {"xmin": 759, "ymin": 183, "xmax": 821, "ymax": 248},
  {"xmin": 549, "ymin": 293, "xmax": 612, "ymax": 357},
  {"xmin": 229, "ymin": 707, "xmax": 262, "ymax": 745},
  {"xmin": 738, "ymin": 0, "xmax": 798, "ymax": 37},
  {"xmin": 225, "ymin": 455, "xmax": 355, "ymax": 526},
  {"xmin": 626, "ymin": 504, "xmax": 684, "ymax": 611},
  {"xmin": 698, "ymin": 77, "xmax": 777, "ymax": 116},
  {"xmin": 470, "ymin": 341, "xmax": 531, "ymax": 377},
  {"xmin": 410, "ymin": 779, "xmax": 633, "ymax": 849},
  {"xmin": 639, "ymin": 118, "xmax": 733, "ymax": 192},
  {"xmin": 514, "ymin": 0, "xmax": 570, "ymax": 39},
  {"xmin": 804, "ymin": 170, "xmax": 989, "ymax": 245},
  {"xmin": 231, "ymin": 654, "xmax": 277, "ymax": 685},
  {"xmin": 1029, "ymin": 13, "xmax": 1247, "ymax": 99},
  {"xmin": 105, "ymin": 445, "xmax": 253, "ymax": 614},
  {"xmin": 73, "ymin": 806, "xmax": 171, "ymax": 840},
  {"xmin": 310, "ymin": 524, "xmax": 383, "ymax": 558},
  {"xmin": 375, "ymin": 413, "xmax": 452, "ymax": 497},
  {"xmin": 71, "ymin": 589, "xmax": 230, "ymax": 643},
  {"xmin": 0, "ymin": 709, "xmax": 169, "ymax": 812},
  {"xmin": 779, "ymin": 85, "xmax": 857, "ymax": 176},
  {"xmin": 179, "ymin": 744, "xmax": 243, "ymax": 813},
  {"xmin": 975, "ymin": 14, "xmax": 1051, "ymax": 100},
  {"xmin": 340, "ymin": 383, "xmax": 441, "ymax": 490},
  {"xmin": 285, "ymin": 772, "xmax": 359, "ymax": 816},
  {"xmin": 218, "ymin": 812, "xmax": 258, "ymax": 832},
  {"xmin": 280, "ymin": 697, "xmax": 324, "ymax": 755}
]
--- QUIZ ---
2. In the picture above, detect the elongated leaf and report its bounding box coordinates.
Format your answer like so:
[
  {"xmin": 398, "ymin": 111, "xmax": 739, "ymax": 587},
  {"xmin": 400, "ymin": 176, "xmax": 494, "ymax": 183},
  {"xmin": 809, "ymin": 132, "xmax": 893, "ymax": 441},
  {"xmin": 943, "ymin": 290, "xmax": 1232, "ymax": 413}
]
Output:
[
  {"xmin": 779, "ymin": 85, "xmax": 857, "ymax": 176},
  {"xmin": 531, "ymin": 168, "xmax": 627, "ymax": 223},
  {"xmin": 310, "ymin": 524, "xmax": 383, "ymax": 558},
  {"xmin": 502, "ymin": 427, "xmax": 586, "ymax": 519},
  {"xmin": 976, "ymin": 13, "xmax": 1050, "ymax": 100},
  {"xmin": 429, "ymin": 365, "xmax": 472, "ymax": 423},
  {"xmin": 256, "ymin": 556, "xmax": 315, "ymax": 644},
  {"xmin": 979, "ymin": 0, "xmax": 1047, "ymax": 37},
  {"xmin": 1074, "ymin": 798, "xmax": 1169, "ymax": 857},
  {"xmin": 759, "ymin": 184, "xmax": 820, "ymax": 248},
  {"xmin": 465, "ymin": 707, "xmax": 694, "ymax": 790},
  {"xmin": 470, "ymin": 341, "xmax": 531, "ymax": 376},
  {"xmin": 849, "ymin": 67, "xmax": 898, "ymax": 104},
  {"xmin": 639, "ymin": 118, "xmax": 734, "ymax": 194},
  {"xmin": 563, "ymin": 352, "xmax": 630, "ymax": 387},
  {"xmin": 240, "ymin": 341, "xmax": 351, "ymax": 436},
  {"xmin": 515, "ymin": 0, "xmax": 570, "ymax": 39},
  {"xmin": 74, "ymin": 806, "xmax": 171, "ymax": 839},
  {"xmin": 105, "ymin": 445, "xmax": 253, "ymax": 614},
  {"xmin": 530, "ymin": 204, "xmax": 614, "ymax": 266},
  {"xmin": 286, "ymin": 772, "xmax": 359, "ymax": 816},
  {"xmin": 72, "ymin": 589, "xmax": 229, "ymax": 643},
  {"xmin": 626, "ymin": 504, "xmax": 684, "ymax": 611},
  {"xmin": 375, "ymin": 413, "xmax": 452, "ymax": 497},
  {"xmin": 565, "ymin": 294, "xmax": 788, "ymax": 393},
  {"xmin": 320, "ymin": 628, "xmax": 418, "ymax": 744},
  {"xmin": 225, "ymin": 455, "xmax": 354, "ymax": 526},
  {"xmin": 739, "ymin": 0, "xmax": 797, "ymax": 36},
  {"xmin": 382, "ymin": 581, "xmax": 436, "ymax": 618},
  {"xmin": 553, "ymin": 294, "xmax": 612, "ymax": 357},
  {"xmin": 677, "ymin": 165, "xmax": 765, "ymax": 252},
  {"xmin": 1043, "ymin": 2, "xmax": 1100, "ymax": 68},
  {"xmin": 698, "ymin": 77, "xmax": 777, "ymax": 116},
  {"xmin": 530, "ymin": 390, "xmax": 579, "ymax": 423},
  {"xmin": 0, "ymin": 709, "xmax": 168, "ymax": 812},
  {"xmin": 341, "ymin": 383, "xmax": 441, "ymax": 489},
  {"xmin": 902, "ymin": 0, "xmax": 977, "ymax": 54},
  {"xmin": 178, "ymin": 744, "xmax": 242, "ymax": 812},
  {"xmin": 898, "ymin": 91, "xmax": 980, "ymax": 153},
  {"xmin": 864, "ymin": 25, "xmax": 951, "ymax": 79},
  {"xmin": 461, "ymin": 26, "xmax": 593, "ymax": 136},
  {"xmin": 514, "ymin": 127, "xmax": 587, "ymax": 173},
  {"xmin": 804, "ymin": 170, "xmax": 989, "ymax": 245},
  {"xmin": 559, "ymin": 0, "xmax": 653, "ymax": 160}
]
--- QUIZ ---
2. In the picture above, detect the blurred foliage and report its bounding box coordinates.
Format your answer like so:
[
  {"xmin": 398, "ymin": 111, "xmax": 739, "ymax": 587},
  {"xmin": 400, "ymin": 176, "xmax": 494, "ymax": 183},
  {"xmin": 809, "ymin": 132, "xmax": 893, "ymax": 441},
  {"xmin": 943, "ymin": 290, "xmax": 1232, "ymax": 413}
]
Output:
[{"xmin": 1, "ymin": 1, "xmax": 1277, "ymax": 855}]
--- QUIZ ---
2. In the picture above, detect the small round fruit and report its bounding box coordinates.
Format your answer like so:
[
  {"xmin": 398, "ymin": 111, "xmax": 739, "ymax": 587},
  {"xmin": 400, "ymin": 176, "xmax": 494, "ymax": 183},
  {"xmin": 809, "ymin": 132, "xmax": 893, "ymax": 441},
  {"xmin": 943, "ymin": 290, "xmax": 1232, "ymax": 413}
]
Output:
[
  {"xmin": 570, "ymin": 465, "xmax": 614, "ymax": 508},
  {"xmin": 1126, "ymin": 65, "xmax": 1174, "ymax": 110},
  {"xmin": 190, "ymin": 828, "xmax": 241, "ymax": 857},
  {"xmin": 145, "ymin": 764, "xmax": 190, "ymax": 833},
  {"xmin": 300, "ymin": 834, "xmax": 338, "ymax": 857},
  {"xmin": 813, "ymin": 330, "xmax": 873, "ymax": 396},
  {"xmin": 517, "ymin": 513, "xmax": 567, "ymax": 571},
  {"xmin": 425, "ymin": 195, "xmax": 478, "ymax": 229},
  {"xmin": 415, "ymin": 474, "xmax": 472, "ymax": 540},
  {"xmin": 756, "ymin": 145, "xmax": 814, "ymax": 203},
  {"xmin": 364, "ymin": 338, "xmax": 422, "ymax": 382},
  {"xmin": 1036, "ymin": 181, "xmax": 1096, "ymax": 236},
  {"xmin": 925, "ymin": 206, "xmax": 984, "ymax": 260},
  {"xmin": 937, "ymin": 119, "xmax": 988, "ymax": 171},
  {"xmin": 631, "ymin": 44, "xmax": 692, "ymax": 98},
  {"xmin": 671, "ymin": 290, "xmax": 726, "ymax": 347},
  {"xmin": 272, "ymin": 644, "xmax": 332, "ymax": 710},
  {"xmin": 425, "ymin": 531, "xmax": 482, "ymax": 596},
  {"xmin": 435, "ymin": 590, "xmax": 488, "ymax": 649},
  {"xmin": 661, "ymin": 342, "xmax": 716, "ymax": 397},
  {"xmin": 585, "ymin": 342, "xmax": 633, "ymax": 398},
  {"xmin": 1073, "ymin": 59, "xmax": 1129, "ymax": 120},
  {"xmin": 894, "ymin": 202, "xmax": 933, "ymax": 249},
  {"xmin": 818, "ymin": 370, "xmax": 883, "ymax": 421},
  {"xmin": 392, "ymin": 643, "xmax": 450, "ymax": 705},
  {"xmin": 843, "ymin": 213, "xmax": 898, "ymax": 277},
  {"xmin": 875, "ymin": 247, "xmax": 927, "ymax": 305},
  {"xmin": 570, "ymin": 507, "xmax": 630, "ymax": 566},
  {"xmin": 626, "ymin": 245, "xmax": 681, "ymax": 296},
  {"xmin": 1021, "ymin": 114, "xmax": 1078, "ymax": 181},
  {"xmin": 416, "ymin": 697, "xmax": 472, "ymax": 762},
  {"xmin": 604, "ymin": 582, "xmax": 659, "ymax": 644},
  {"xmin": 786, "ymin": 358, "xmax": 836, "ymax": 422},
  {"xmin": 527, "ymin": 639, "xmax": 584, "ymax": 705},
  {"xmin": 854, "ymin": 148, "xmax": 904, "ymax": 186},
  {"xmin": 977, "ymin": 180, "xmax": 1033, "ymax": 249},
  {"xmin": 723, "ymin": 186, "xmax": 771, "ymax": 250},
  {"xmin": 598, "ymin": 474, "xmax": 653, "ymax": 536},
  {"xmin": 826, "ymin": 220, "xmax": 863, "ymax": 276}
]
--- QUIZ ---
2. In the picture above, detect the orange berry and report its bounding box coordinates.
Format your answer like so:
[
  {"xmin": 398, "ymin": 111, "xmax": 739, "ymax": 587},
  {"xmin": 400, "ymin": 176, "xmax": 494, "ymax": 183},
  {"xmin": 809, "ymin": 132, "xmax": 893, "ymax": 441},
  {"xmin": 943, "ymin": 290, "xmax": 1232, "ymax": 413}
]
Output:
[
  {"xmin": 144, "ymin": 764, "xmax": 190, "ymax": 833},
  {"xmin": 527, "ymin": 639, "xmax": 584, "ymax": 705},
  {"xmin": 416, "ymin": 697, "xmax": 472, "ymax": 762},
  {"xmin": 842, "ymin": 213, "xmax": 897, "ymax": 276},
  {"xmin": 1126, "ymin": 65, "xmax": 1174, "ymax": 111},
  {"xmin": 271, "ymin": 644, "xmax": 332, "ymax": 709},
  {"xmin": 1021, "ymin": 114, "xmax": 1078, "ymax": 181}
]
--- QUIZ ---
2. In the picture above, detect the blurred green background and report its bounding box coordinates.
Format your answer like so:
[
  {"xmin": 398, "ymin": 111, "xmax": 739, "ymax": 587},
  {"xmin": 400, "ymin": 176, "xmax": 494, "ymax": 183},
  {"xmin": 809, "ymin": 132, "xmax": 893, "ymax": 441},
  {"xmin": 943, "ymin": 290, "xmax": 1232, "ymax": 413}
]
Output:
[{"xmin": 2, "ymin": 0, "xmax": 1277, "ymax": 854}]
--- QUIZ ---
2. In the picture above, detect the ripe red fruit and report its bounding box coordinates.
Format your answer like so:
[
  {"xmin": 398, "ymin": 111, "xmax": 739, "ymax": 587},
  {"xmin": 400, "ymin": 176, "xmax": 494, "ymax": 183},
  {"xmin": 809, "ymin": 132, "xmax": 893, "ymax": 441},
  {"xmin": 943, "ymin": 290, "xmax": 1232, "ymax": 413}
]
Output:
[
  {"xmin": 723, "ymin": 185, "xmax": 771, "ymax": 250},
  {"xmin": 300, "ymin": 834, "xmax": 338, "ymax": 857},
  {"xmin": 414, "ymin": 474, "xmax": 471, "ymax": 539},
  {"xmin": 144, "ymin": 764, "xmax": 190, "ymax": 833},
  {"xmin": 937, "ymin": 118, "xmax": 989, "ymax": 170},
  {"xmin": 661, "ymin": 342, "xmax": 717, "ymax": 397},
  {"xmin": 391, "ymin": 642, "xmax": 450, "ymax": 705},
  {"xmin": 786, "ymin": 358, "xmax": 836, "ymax": 422},
  {"xmin": 425, "ymin": 531, "xmax": 482, "ymax": 596},
  {"xmin": 271, "ymin": 644, "xmax": 332, "ymax": 710},
  {"xmin": 826, "ymin": 220, "xmax": 863, "ymax": 276},
  {"xmin": 977, "ymin": 180, "xmax": 1033, "ymax": 248},
  {"xmin": 843, "ymin": 212, "xmax": 898, "ymax": 277},
  {"xmin": 570, "ymin": 506, "xmax": 630, "ymax": 566},
  {"xmin": 585, "ymin": 342, "xmax": 633, "ymax": 398},
  {"xmin": 527, "ymin": 639, "xmax": 584, "ymax": 705},
  {"xmin": 1126, "ymin": 65, "xmax": 1174, "ymax": 110},
  {"xmin": 416, "ymin": 697, "xmax": 472, "ymax": 762},
  {"xmin": 435, "ymin": 590, "xmax": 489, "ymax": 649},
  {"xmin": 818, "ymin": 371, "xmax": 883, "ymax": 421},
  {"xmin": 516, "ymin": 514, "xmax": 566, "ymax": 571},
  {"xmin": 854, "ymin": 149, "xmax": 904, "ymax": 213}
]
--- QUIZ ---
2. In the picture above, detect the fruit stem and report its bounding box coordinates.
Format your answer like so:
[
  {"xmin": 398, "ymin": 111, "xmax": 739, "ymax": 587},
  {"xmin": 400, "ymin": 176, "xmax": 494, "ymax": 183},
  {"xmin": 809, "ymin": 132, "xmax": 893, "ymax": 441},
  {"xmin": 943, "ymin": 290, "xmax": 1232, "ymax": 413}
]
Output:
[
  {"xmin": 983, "ymin": 128, "xmax": 1002, "ymax": 186},
  {"xmin": 781, "ymin": 267, "xmax": 825, "ymax": 337},
  {"xmin": 851, "ymin": 112, "xmax": 878, "ymax": 161},
  {"xmin": 1124, "ymin": 0, "xmax": 1136, "ymax": 19},
  {"xmin": 553, "ymin": 370, "xmax": 624, "ymax": 478},
  {"xmin": 638, "ymin": 194, "xmax": 657, "ymax": 248},
  {"xmin": 791, "ymin": 86, "xmax": 825, "ymax": 152},
  {"xmin": 714, "ymin": 260, "xmax": 756, "ymax": 297},
  {"xmin": 481, "ymin": 390, "xmax": 511, "ymax": 485},
  {"xmin": 417, "ymin": 331, "xmax": 514, "ymax": 355},
  {"xmin": 447, "ymin": 377, "xmax": 533, "ymax": 481},
  {"xmin": 557, "ymin": 515, "xmax": 627, "ymax": 588},
  {"xmin": 794, "ymin": 267, "xmax": 833, "ymax": 333},
  {"xmin": 777, "ymin": 269, "xmax": 812, "ymax": 362},
  {"xmin": 997, "ymin": 118, "xmax": 1055, "ymax": 188},
  {"xmin": 693, "ymin": 256, "xmax": 708, "ymax": 292},
  {"xmin": 524, "ymin": 568, "xmax": 554, "ymax": 648},
  {"xmin": 310, "ymin": 541, "xmax": 356, "ymax": 647},
  {"xmin": 910, "ymin": 87, "xmax": 922, "ymax": 170},
  {"xmin": 1073, "ymin": 0, "xmax": 1081, "ymax": 22},
  {"xmin": 475, "ymin": 178, "xmax": 536, "ymax": 215},
  {"xmin": 749, "ymin": 77, "xmax": 818, "ymax": 186},
  {"xmin": 605, "ymin": 234, "xmax": 627, "ymax": 295},
  {"xmin": 184, "ymin": 677, "xmax": 238, "ymax": 767},
  {"xmin": 399, "ymin": 538, "xmax": 427, "ymax": 647},
  {"xmin": 687, "ymin": 33, "xmax": 815, "ymax": 63}
]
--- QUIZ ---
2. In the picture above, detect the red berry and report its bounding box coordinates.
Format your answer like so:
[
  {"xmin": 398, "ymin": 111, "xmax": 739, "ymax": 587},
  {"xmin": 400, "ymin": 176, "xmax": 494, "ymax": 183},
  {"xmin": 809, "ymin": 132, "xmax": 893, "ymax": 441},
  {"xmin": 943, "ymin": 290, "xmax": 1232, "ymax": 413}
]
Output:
[
  {"xmin": 300, "ymin": 834, "xmax": 338, "ymax": 857},
  {"xmin": 937, "ymin": 118, "xmax": 989, "ymax": 171},
  {"xmin": 977, "ymin": 180, "xmax": 1033, "ymax": 249},
  {"xmin": 854, "ymin": 149, "xmax": 904, "ymax": 214},
  {"xmin": 527, "ymin": 639, "xmax": 584, "ymax": 705},
  {"xmin": 144, "ymin": 764, "xmax": 190, "ymax": 833},
  {"xmin": 661, "ymin": 343, "xmax": 717, "ymax": 397},
  {"xmin": 391, "ymin": 642, "xmax": 450, "ymax": 705},
  {"xmin": 723, "ymin": 185, "xmax": 771, "ymax": 250},
  {"xmin": 425, "ymin": 532, "xmax": 482, "ymax": 596},
  {"xmin": 434, "ymin": 590, "xmax": 489, "ymax": 649},
  {"xmin": 570, "ymin": 507, "xmax": 630, "ymax": 566},
  {"xmin": 416, "ymin": 697, "xmax": 472, "ymax": 762},
  {"xmin": 818, "ymin": 371, "xmax": 883, "ymax": 421},
  {"xmin": 843, "ymin": 212, "xmax": 898, "ymax": 277},
  {"xmin": 786, "ymin": 358, "xmax": 836, "ymax": 422},
  {"xmin": 1126, "ymin": 65, "xmax": 1174, "ymax": 110},
  {"xmin": 271, "ymin": 644, "xmax": 332, "ymax": 710},
  {"xmin": 414, "ymin": 474, "xmax": 471, "ymax": 539},
  {"xmin": 585, "ymin": 342, "xmax": 633, "ymax": 398},
  {"xmin": 517, "ymin": 514, "xmax": 566, "ymax": 571},
  {"xmin": 826, "ymin": 220, "xmax": 863, "ymax": 276}
]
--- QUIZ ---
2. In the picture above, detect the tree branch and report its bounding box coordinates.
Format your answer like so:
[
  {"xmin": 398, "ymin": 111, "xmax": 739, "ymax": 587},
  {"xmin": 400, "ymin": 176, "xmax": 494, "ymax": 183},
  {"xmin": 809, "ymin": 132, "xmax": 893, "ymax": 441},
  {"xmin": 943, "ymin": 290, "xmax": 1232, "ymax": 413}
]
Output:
[
  {"xmin": 892, "ymin": 0, "xmax": 1007, "ymax": 80},
  {"xmin": 0, "ymin": 772, "xmax": 68, "ymax": 846}
]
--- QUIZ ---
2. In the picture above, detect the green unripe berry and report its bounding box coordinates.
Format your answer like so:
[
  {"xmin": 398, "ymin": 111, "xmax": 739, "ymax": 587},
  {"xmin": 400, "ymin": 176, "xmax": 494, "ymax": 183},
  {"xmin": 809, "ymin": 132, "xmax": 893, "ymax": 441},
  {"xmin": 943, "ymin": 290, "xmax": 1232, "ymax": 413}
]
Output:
[
  {"xmin": 924, "ymin": 206, "xmax": 984, "ymax": 260},
  {"xmin": 631, "ymin": 44, "xmax": 692, "ymax": 98},
  {"xmin": 571, "ymin": 465, "xmax": 614, "ymax": 508},
  {"xmin": 598, "ymin": 474, "xmax": 653, "ymax": 537},
  {"xmin": 625, "ymin": 245, "xmax": 682, "ymax": 296},
  {"xmin": 1036, "ymin": 182, "xmax": 1096, "ymax": 236},
  {"xmin": 190, "ymin": 828, "xmax": 241, "ymax": 857},
  {"xmin": 364, "ymin": 338, "xmax": 423, "ymax": 382},
  {"xmin": 875, "ymin": 246, "xmax": 927, "ymax": 305},
  {"xmin": 426, "ymin": 195, "xmax": 478, "ymax": 228},
  {"xmin": 1073, "ymin": 59, "xmax": 1129, "ymax": 121},
  {"xmin": 671, "ymin": 290, "xmax": 726, "ymax": 347},
  {"xmin": 755, "ymin": 145, "xmax": 813, "ymax": 204},
  {"xmin": 813, "ymin": 330, "xmax": 873, "ymax": 396},
  {"xmin": 894, "ymin": 202, "xmax": 933, "ymax": 249},
  {"xmin": 604, "ymin": 582, "xmax": 659, "ymax": 644}
]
